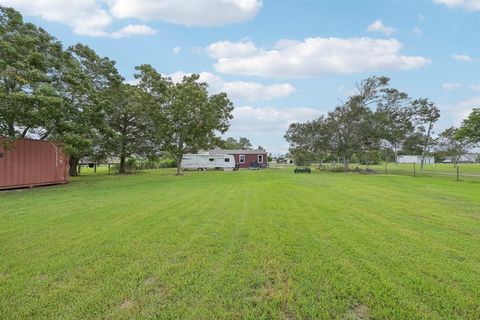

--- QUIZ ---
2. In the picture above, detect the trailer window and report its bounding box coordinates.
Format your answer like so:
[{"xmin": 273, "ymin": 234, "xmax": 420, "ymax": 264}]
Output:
[
  {"xmin": 258, "ymin": 155, "xmax": 263, "ymax": 163},
  {"xmin": 224, "ymin": 158, "xmax": 230, "ymax": 162},
  {"xmin": 209, "ymin": 158, "xmax": 214, "ymax": 162},
  {"xmin": 239, "ymin": 155, "xmax": 245, "ymax": 163}
]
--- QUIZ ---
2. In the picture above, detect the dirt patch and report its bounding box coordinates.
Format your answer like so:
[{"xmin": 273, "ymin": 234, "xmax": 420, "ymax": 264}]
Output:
[
  {"xmin": 33, "ymin": 273, "xmax": 49, "ymax": 281},
  {"xmin": 144, "ymin": 275, "xmax": 157, "ymax": 286},
  {"xmin": 143, "ymin": 275, "xmax": 168, "ymax": 299},
  {"xmin": 155, "ymin": 286, "xmax": 168, "ymax": 299},
  {"xmin": 119, "ymin": 299, "xmax": 134, "ymax": 310},
  {"xmin": 344, "ymin": 304, "xmax": 369, "ymax": 320},
  {"xmin": 259, "ymin": 263, "xmax": 290, "ymax": 300},
  {"xmin": 255, "ymin": 260, "xmax": 295, "ymax": 318}
]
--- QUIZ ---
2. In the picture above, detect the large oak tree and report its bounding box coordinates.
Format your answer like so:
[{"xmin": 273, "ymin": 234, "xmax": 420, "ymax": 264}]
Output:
[
  {"xmin": 51, "ymin": 43, "xmax": 123, "ymax": 176},
  {"xmin": 456, "ymin": 108, "xmax": 480, "ymax": 145},
  {"xmin": 0, "ymin": 6, "xmax": 65, "ymax": 139},
  {"xmin": 136, "ymin": 65, "xmax": 234, "ymax": 175}
]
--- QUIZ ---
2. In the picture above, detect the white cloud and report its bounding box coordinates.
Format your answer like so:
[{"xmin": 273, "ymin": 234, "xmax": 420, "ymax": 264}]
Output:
[
  {"xmin": 366, "ymin": 20, "xmax": 396, "ymax": 36},
  {"xmin": 167, "ymin": 71, "xmax": 295, "ymax": 101},
  {"xmin": 470, "ymin": 84, "xmax": 480, "ymax": 91},
  {"xmin": 206, "ymin": 38, "xmax": 431, "ymax": 78},
  {"xmin": 337, "ymin": 86, "xmax": 358, "ymax": 97},
  {"xmin": 173, "ymin": 46, "xmax": 182, "ymax": 55},
  {"xmin": 207, "ymin": 40, "xmax": 259, "ymax": 59},
  {"xmin": 124, "ymin": 78, "xmax": 140, "ymax": 85},
  {"xmin": 442, "ymin": 96, "xmax": 480, "ymax": 124},
  {"xmin": 109, "ymin": 0, "xmax": 263, "ymax": 26},
  {"xmin": 1, "ymin": 0, "xmax": 262, "ymax": 36},
  {"xmin": 442, "ymin": 82, "xmax": 462, "ymax": 91},
  {"xmin": 110, "ymin": 24, "xmax": 156, "ymax": 38},
  {"xmin": 228, "ymin": 106, "xmax": 324, "ymax": 154},
  {"xmin": 411, "ymin": 27, "xmax": 423, "ymax": 35},
  {"xmin": 222, "ymin": 81, "xmax": 295, "ymax": 101},
  {"xmin": 452, "ymin": 54, "xmax": 474, "ymax": 62},
  {"xmin": 433, "ymin": 0, "xmax": 480, "ymax": 11},
  {"xmin": 0, "ymin": 0, "xmax": 112, "ymax": 36}
]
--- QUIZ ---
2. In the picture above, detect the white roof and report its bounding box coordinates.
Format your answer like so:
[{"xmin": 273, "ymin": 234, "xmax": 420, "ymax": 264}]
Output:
[{"xmin": 205, "ymin": 149, "xmax": 267, "ymax": 155}]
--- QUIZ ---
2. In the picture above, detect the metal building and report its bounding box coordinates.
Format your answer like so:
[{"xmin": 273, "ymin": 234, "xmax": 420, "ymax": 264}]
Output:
[
  {"xmin": 396, "ymin": 155, "xmax": 435, "ymax": 164},
  {"xmin": 0, "ymin": 138, "xmax": 69, "ymax": 190}
]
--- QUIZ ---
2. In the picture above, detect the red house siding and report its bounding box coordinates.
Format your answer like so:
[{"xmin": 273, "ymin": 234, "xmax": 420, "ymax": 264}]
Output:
[{"xmin": 232, "ymin": 153, "xmax": 268, "ymax": 168}]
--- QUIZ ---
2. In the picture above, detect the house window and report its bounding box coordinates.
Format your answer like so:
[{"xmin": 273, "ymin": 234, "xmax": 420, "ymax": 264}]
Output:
[
  {"xmin": 258, "ymin": 154, "xmax": 264, "ymax": 163},
  {"xmin": 224, "ymin": 158, "xmax": 230, "ymax": 162},
  {"xmin": 239, "ymin": 155, "xmax": 245, "ymax": 163}
]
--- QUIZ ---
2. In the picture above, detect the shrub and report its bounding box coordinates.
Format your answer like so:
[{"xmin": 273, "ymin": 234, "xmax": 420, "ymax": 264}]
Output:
[{"xmin": 159, "ymin": 158, "xmax": 177, "ymax": 168}]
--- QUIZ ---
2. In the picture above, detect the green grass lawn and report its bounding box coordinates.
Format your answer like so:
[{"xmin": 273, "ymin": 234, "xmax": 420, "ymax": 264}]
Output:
[
  {"xmin": 309, "ymin": 162, "xmax": 480, "ymax": 182},
  {"xmin": 1, "ymin": 169, "xmax": 479, "ymax": 319}
]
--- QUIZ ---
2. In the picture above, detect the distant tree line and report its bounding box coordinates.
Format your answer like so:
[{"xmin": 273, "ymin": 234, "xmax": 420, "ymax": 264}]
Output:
[
  {"xmin": 217, "ymin": 136, "xmax": 265, "ymax": 152},
  {"xmin": 285, "ymin": 76, "xmax": 480, "ymax": 170},
  {"xmin": 221, "ymin": 137, "xmax": 253, "ymax": 150},
  {"xmin": 0, "ymin": 6, "xmax": 234, "ymax": 176}
]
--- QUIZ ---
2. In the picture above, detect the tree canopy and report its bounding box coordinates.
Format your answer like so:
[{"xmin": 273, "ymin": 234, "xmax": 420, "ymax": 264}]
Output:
[
  {"xmin": 221, "ymin": 137, "xmax": 253, "ymax": 150},
  {"xmin": 456, "ymin": 108, "xmax": 480, "ymax": 145},
  {"xmin": 0, "ymin": 6, "xmax": 235, "ymax": 176},
  {"xmin": 2, "ymin": 6, "xmax": 477, "ymax": 176},
  {"xmin": 0, "ymin": 6, "xmax": 65, "ymax": 139},
  {"xmin": 284, "ymin": 76, "xmax": 452, "ymax": 170},
  {"xmin": 135, "ymin": 66, "xmax": 234, "ymax": 175}
]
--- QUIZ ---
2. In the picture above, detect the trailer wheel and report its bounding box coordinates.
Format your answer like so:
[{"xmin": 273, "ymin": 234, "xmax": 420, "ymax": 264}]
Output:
[{"xmin": 197, "ymin": 168, "xmax": 203, "ymax": 171}]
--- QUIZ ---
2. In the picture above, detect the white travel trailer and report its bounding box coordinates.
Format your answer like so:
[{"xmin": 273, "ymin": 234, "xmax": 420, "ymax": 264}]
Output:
[{"xmin": 181, "ymin": 154, "xmax": 236, "ymax": 171}]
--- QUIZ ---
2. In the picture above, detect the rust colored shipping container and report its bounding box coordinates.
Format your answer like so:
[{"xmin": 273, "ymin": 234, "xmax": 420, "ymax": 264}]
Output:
[{"xmin": 0, "ymin": 137, "xmax": 69, "ymax": 190}]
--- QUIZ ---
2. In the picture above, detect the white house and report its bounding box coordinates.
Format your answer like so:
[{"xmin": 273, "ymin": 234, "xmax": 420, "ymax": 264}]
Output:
[
  {"xmin": 458, "ymin": 154, "xmax": 478, "ymax": 163},
  {"xmin": 397, "ymin": 155, "xmax": 435, "ymax": 164}
]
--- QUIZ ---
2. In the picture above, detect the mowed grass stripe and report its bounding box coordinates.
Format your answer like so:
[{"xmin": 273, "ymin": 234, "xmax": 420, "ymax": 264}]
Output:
[{"xmin": 1, "ymin": 169, "xmax": 479, "ymax": 319}]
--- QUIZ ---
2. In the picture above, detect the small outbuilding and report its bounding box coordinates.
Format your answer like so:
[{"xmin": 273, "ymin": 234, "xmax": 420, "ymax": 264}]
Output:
[
  {"xmin": 206, "ymin": 149, "xmax": 268, "ymax": 169},
  {"xmin": 396, "ymin": 155, "xmax": 435, "ymax": 164},
  {"xmin": 458, "ymin": 154, "xmax": 478, "ymax": 163},
  {"xmin": 0, "ymin": 138, "xmax": 69, "ymax": 190}
]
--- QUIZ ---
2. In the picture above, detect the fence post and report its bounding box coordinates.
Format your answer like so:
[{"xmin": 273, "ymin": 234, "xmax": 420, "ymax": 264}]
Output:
[
  {"xmin": 456, "ymin": 166, "xmax": 459, "ymax": 181},
  {"xmin": 413, "ymin": 163, "xmax": 416, "ymax": 177}
]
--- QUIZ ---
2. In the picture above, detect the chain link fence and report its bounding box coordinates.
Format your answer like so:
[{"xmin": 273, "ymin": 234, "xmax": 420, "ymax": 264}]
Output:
[
  {"xmin": 353, "ymin": 163, "xmax": 480, "ymax": 182},
  {"xmin": 271, "ymin": 161, "xmax": 480, "ymax": 182}
]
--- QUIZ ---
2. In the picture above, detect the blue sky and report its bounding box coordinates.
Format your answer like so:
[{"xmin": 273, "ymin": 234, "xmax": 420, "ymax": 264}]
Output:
[{"xmin": 2, "ymin": 0, "xmax": 479, "ymax": 154}]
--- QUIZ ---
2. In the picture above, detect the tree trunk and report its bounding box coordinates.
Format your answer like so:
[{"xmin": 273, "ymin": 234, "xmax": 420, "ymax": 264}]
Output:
[
  {"xmin": 421, "ymin": 122, "xmax": 433, "ymax": 169},
  {"xmin": 119, "ymin": 135, "xmax": 127, "ymax": 173},
  {"xmin": 176, "ymin": 155, "xmax": 183, "ymax": 176},
  {"xmin": 69, "ymin": 157, "xmax": 80, "ymax": 176},
  {"xmin": 7, "ymin": 123, "xmax": 15, "ymax": 138},
  {"xmin": 21, "ymin": 127, "xmax": 30, "ymax": 138},
  {"xmin": 119, "ymin": 155, "xmax": 126, "ymax": 174},
  {"xmin": 393, "ymin": 143, "xmax": 398, "ymax": 166},
  {"xmin": 343, "ymin": 158, "xmax": 350, "ymax": 172}
]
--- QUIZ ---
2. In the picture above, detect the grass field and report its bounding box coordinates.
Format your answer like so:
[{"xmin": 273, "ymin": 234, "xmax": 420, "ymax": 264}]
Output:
[{"xmin": 1, "ymin": 168, "xmax": 480, "ymax": 319}]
